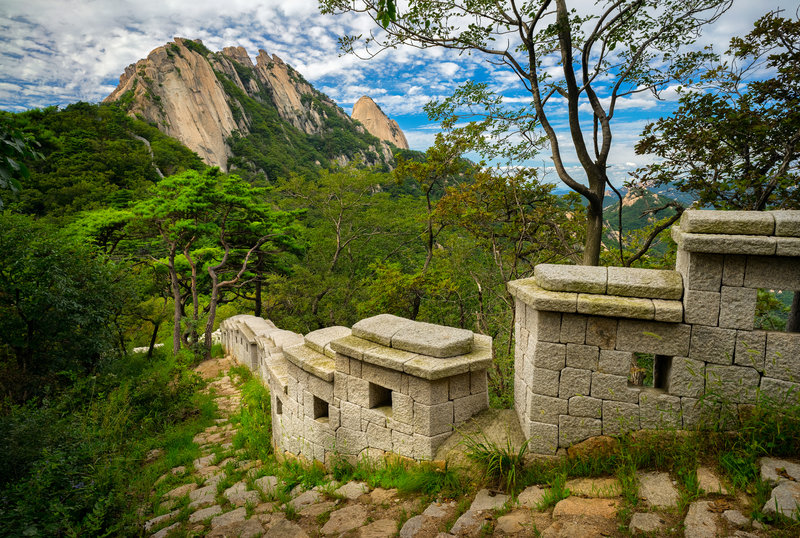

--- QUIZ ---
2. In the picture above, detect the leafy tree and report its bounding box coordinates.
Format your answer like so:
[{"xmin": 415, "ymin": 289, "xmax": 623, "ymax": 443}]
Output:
[
  {"xmin": 0, "ymin": 214, "xmax": 133, "ymax": 401},
  {"xmin": 0, "ymin": 113, "xmax": 42, "ymax": 208},
  {"xmin": 321, "ymin": 0, "xmax": 732, "ymax": 265},
  {"xmin": 634, "ymin": 11, "xmax": 800, "ymax": 211},
  {"xmin": 130, "ymin": 169, "xmax": 301, "ymax": 358}
]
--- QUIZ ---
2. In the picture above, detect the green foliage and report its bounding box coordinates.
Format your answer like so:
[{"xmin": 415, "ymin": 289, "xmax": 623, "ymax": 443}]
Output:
[
  {"xmin": 462, "ymin": 432, "xmax": 529, "ymax": 493},
  {"xmin": 634, "ymin": 11, "xmax": 800, "ymax": 211},
  {"xmin": 754, "ymin": 289, "xmax": 792, "ymax": 331},
  {"xmin": 0, "ymin": 348, "xmax": 208, "ymax": 536},
  {"xmin": 5, "ymin": 102, "xmax": 204, "ymax": 216},
  {"xmin": 233, "ymin": 375, "xmax": 273, "ymax": 460},
  {"xmin": 0, "ymin": 112, "xmax": 42, "ymax": 208},
  {"xmin": 0, "ymin": 213, "xmax": 135, "ymax": 401}
]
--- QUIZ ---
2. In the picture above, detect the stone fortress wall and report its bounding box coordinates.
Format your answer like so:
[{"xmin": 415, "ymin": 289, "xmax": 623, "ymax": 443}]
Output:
[
  {"xmin": 220, "ymin": 314, "xmax": 491, "ymax": 463},
  {"xmin": 221, "ymin": 209, "xmax": 800, "ymax": 461},
  {"xmin": 508, "ymin": 209, "xmax": 800, "ymax": 454}
]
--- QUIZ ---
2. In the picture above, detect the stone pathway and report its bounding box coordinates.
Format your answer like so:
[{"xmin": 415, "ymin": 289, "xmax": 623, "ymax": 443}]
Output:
[{"xmin": 142, "ymin": 357, "xmax": 791, "ymax": 537}]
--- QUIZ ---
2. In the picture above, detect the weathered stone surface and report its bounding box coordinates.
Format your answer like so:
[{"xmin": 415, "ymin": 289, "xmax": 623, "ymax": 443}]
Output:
[
  {"xmin": 224, "ymin": 481, "xmax": 260, "ymax": 507},
  {"xmin": 615, "ymin": 319, "xmax": 691, "ymax": 356},
  {"xmin": 189, "ymin": 505, "xmax": 222, "ymax": 524},
  {"xmin": 532, "ymin": 341, "xmax": 567, "ymax": 370},
  {"xmin": 718, "ymin": 286, "xmax": 757, "ymax": 330},
  {"xmin": 683, "ymin": 289, "xmax": 720, "ymax": 326},
  {"xmin": 565, "ymin": 344, "xmax": 599, "ymax": 371},
  {"xmin": 413, "ymin": 400, "xmax": 454, "ymax": 436},
  {"xmin": 706, "ymin": 364, "xmax": 760, "ymax": 404},
  {"xmin": 637, "ymin": 471, "xmax": 679, "ymax": 508},
  {"xmin": 188, "ymin": 485, "xmax": 217, "ymax": 510},
  {"xmin": 399, "ymin": 515, "xmax": 424, "ymax": 538},
  {"xmin": 358, "ymin": 518, "xmax": 398, "ymax": 538},
  {"xmin": 760, "ymin": 377, "xmax": 800, "ymax": 401},
  {"xmin": 508, "ymin": 278, "xmax": 578, "ymax": 313},
  {"xmin": 673, "ymin": 227, "xmax": 777, "ymax": 256},
  {"xmin": 564, "ymin": 477, "xmax": 622, "ymax": 498},
  {"xmin": 559, "ymin": 415, "xmax": 602, "ymax": 447},
  {"xmin": 527, "ymin": 421, "xmax": 559, "ymax": 455},
  {"xmin": 775, "ymin": 237, "xmax": 800, "ymax": 256},
  {"xmin": 577, "ymin": 294, "xmax": 655, "ymax": 320},
  {"xmin": 534, "ymin": 264, "xmax": 608, "ymax": 294},
  {"xmin": 723, "ymin": 255, "xmax": 747, "ymax": 286},
  {"xmin": 690, "ymin": 325, "xmax": 736, "ymax": 365},
  {"xmin": 677, "ymin": 251, "xmax": 723, "ymax": 291},
  {"xmin": 284, "ymin": 344, "xmax": 335, "ymax": 382},
  {"xmin": 210, "ymin": 507, "xmax": 246, "ymax": 528},
  {"xmin": 722, "ymin": 509, "xmax": 750, "ymax": 527},
  {"xmin": 598, "ymin": 350, "xmax": 632, "ymax": 376},
  {"xmin": 403, "ymin": 335, "xmax": 492, "ymax": 380},
  {"xmin": 517, "ymin": 485, "xmax": 547, "ymax": 508},
  {"xmin": 762, "ymin": 481, "xmax": 800, "ymax": 520},
  {"xmin": 735, "ymin": 330, "xmax": 766, "ymax": 371},
  {"xmin": 552, "ymin": 497, "xmax": 619, "ymax": 519},
  {"xmin": 305, "ymin": 326, "xmax": 351, "ymax": 355},
  {"xmin": 352, "ymin": 314, "xmax": 414, "ymax": 347},
  {"xmin": 744, "ymin": 256, "xmax": 800, "ymax": 289},
  {"xmin": 264, "ymin": 518, "xmax": 310, "ymax": 538},
  {"xmin": 471, "ymin": 488, "xmax": 510, "ymax": 511},
  {"xmin": 773, "ymin": 210, "xmax": 800, "ymax": 237},
  {"xmin": 413, "ymin": 431, "xmax": 450, "ymax": 460},
  {"xmin": 450, "ymin": 510, "xmax": 486, "ymax": 535},
  {"xmin": 607, "ymin": 267, "xmax": 683, "ymax": 300},
  {"xmin": 334, "ymin": 481, "xmax": 369, "ymax": 500},
  {"xmin": 496, "ymin": 509, "xmax": 533, "ymax": 534},
  {"xmin": 287, "ymin": 489, "xmax": 322, "ymax": 510},
  {"xmin": 164, "ymin": 482, "xmax": 198, "ymax": 499},
  {"xmin": 629, "ymin": 512, "xmax": 664, "ymax": 534},
  {"xmin": 529, "ymin": 309, "xmax": 563, "ymax": 342},
  {"xmin": 560, "ymin": 314, "xmax": 587, "ymax": 344},
  {"xmin": 639, "ymin": 390, "xmax": 681, "ymax": 429},
  {"xmin": 151, "ymin": 522, "xmax": 180, "ymax": 538},
  {"xmin": 602, "ymin": 400, "xmax": 639, "ymax": 435},
  {"xmin": 591, "ymin": 372, "xmax": 639, "ymax": 403},
  {"xmin": 765, "ymin": 332, "xmax": 800, "ymax": 381},
  {"xmin": 680, "ymin": 209, "xmax": 775, "ymax": 236},
  {"xmin": 566, "ymin": 435, "xmax": 618, "ymax": 458},
  {"xmin": 321, "ymin": 504, "xmax": 368, "ymax": 535},
  {"xmin": 329, "ymin": 335, "xmax": 380, "ymax": 361},
  {"xmin": 453, "ymin": 392, "xmax": 489, "ymax": 423},
  {"xmin": 361, "ymin": 345, "xmax": 419, "ymax": 373},
  {"xmin": 352, "ymin": 95, "xmax": 409, "ymax": 149},
  {"xmin": 696, "ymin": 467, "xmax": 726, "ymax": 494},
  {"xmin": 652, "ymin": 299, "xmax": 684, "ymax": 322},
  {"xmin": 760, "ymin": 457, "xmax": 800, "ymax": 483},
  {"xmin": 569, "ymin": 395, "xmax": 602, "ymax": 418},
  {"xmin": 392, "ymin": 320, "xmax": 474, "ymax": 358},
  {"xmin": 684, "ymin": 500, "xmax": 719, "ymax": 538},
  {"xmin": 559, "ymin": 367, "xmax": 592, "ymax": 399},
  {"xmin": 585, "ymin": 317, "xmax": 617, "ymax": 348},
  {"xmin": 665, "ymin": 356, "xmax": 705, "ymax": 398},
  {"xmin": 145, "ymin": 510, "xmax": 180, "ymax": 531}
]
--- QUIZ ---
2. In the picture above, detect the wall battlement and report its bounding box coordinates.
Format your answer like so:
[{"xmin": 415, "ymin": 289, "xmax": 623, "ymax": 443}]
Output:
[
  {"xmin": 508, "ymin": 209, "xmax": 800, "ymax": 454},
  {"xmin": 220, "ymin": 314, "xmax": 491, "ymax": 463}
]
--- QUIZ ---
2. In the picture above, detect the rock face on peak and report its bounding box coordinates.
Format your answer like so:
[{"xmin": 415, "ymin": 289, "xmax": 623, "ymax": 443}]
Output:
[
  {"xmin": 351, "ymin": 96, "xmax": 409, "ymax": 150},
  {"xmin": 104, "ymin": 38, "xmax": 395, "ymax": 173}
]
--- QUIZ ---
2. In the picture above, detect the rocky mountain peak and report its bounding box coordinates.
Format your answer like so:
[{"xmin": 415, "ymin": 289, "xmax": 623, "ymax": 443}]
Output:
[{"xmin": 351, "ymin": 96, "xmax": 409, "ymax": 150}]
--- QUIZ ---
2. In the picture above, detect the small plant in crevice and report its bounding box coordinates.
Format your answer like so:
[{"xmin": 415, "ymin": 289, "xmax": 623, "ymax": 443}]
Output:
[
  {"xmin": 461, "ymin": 430, "xmax": 529, "ymax": 493},
  {"xmin": 535, "ymin": 472, "xmax": 570, "ymax": 511}
]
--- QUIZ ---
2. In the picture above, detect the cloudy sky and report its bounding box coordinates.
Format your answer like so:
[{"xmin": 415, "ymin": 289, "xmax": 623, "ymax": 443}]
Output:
[{"xmin": 0, "ymin": 0, "xmax": 793, "ymax": 186}]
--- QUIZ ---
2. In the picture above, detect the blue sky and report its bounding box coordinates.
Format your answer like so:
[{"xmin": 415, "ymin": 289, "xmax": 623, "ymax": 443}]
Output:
[{"xmin": 0, "ymin": 0, "xmax": 793, "ymax": 186}]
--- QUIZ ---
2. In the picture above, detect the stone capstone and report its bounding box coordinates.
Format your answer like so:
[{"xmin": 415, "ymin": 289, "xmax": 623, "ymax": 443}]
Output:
[{"xmin": 352, "ymin": 314, "xmax": 473, "ymax": 358}]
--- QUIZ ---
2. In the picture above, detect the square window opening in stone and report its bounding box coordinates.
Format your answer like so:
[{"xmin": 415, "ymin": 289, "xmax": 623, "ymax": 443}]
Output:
[
  {"xmin": 313, "ymin": 395, "xmax": 329, "ymax": 421},
  {"xmin": 755, "ymin": 289, "xmax": 795, "ymax": 332},
  {"xmin": 653, "ymin": 355, "xmax": 673, "ymax": 391},
  {"xmin": 628, "ymin": 352, "xmax": 654, "ymax": 387},
  {"xmin": 369, "ymin": 383, "xmax": 392, "ymax": 410},
  {"xmin": 275, "ymin": 397, "xmax": 283, "ymax": 415}
]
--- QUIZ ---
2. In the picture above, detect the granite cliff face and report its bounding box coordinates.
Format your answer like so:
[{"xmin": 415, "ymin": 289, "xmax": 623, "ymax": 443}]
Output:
[
  {"xmin": 351, "ymin": 96, "xmax": 409, "ymax": 150},
  {"xmin": 104, "ymin": 38, "xmax": 406, "ymax": 172}
]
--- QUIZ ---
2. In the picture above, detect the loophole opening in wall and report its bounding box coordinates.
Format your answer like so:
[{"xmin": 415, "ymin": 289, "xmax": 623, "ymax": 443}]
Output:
[
  {"xmin": 276, "ymin": 398, "xmax": 283, "ymax": 415},
  {"xmin": 629, "ymin": 353, "xmax": 672, "ymax": 391},
  {"xmin": 369, "ymin": 383, "xmax": 392, "ymax": 410},
  {"xmin": 313, "ymin": 396, "xmax": 329, "ymax": 421},
  {"xmin": 755, "ymin": 289, "xmax": 795, "ymax": 331}
]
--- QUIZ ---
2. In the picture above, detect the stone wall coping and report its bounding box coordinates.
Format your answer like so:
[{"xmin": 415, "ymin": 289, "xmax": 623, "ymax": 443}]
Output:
[
  {"xmin": 282, "ymin": 343, "xmax": 335, "ymax": 382},
  {"xmin": 265, "ymin": 354, "xmax": 290, "ymax": 391},
  {"xmin": 305, "ymin": 326, "xmax": 352, "ymax": 358},
  {"xmin": 680, "ymin": 209, "xmax": 800, "ymax": 237},
  {"xmin": 508, "ymin": 277, "xmax": 683, "ymax": 322},
  {"xmin": 670, "ymin": 225, "xmax": 798, "ymax": 256},
  {"xmin": 330, "ymin": 333, "xmax": 492, "ymax": 380},
  {"xmin": 533, "ymin": 264, "xmax": 682, "ymax": 300},
  {"xmin": 351, "ymin": 313, "xmax": 473, "ymax": 358},
  {"xmin": 237, "ymin": 321, "xmax": 257, "ymax": 343}
]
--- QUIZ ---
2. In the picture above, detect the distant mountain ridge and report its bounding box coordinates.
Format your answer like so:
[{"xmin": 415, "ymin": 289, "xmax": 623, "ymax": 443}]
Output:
[{"xmin": 104, "ymin": 38, "xmax": 408, "ymax": 176}]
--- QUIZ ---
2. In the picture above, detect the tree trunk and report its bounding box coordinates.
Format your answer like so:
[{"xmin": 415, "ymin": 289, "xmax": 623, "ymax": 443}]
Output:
[
  {"xmin": 254, "ymin": 277, "xmax": 262, "ymax": 318},
  {"xmin": 147, "ymin": 321, "xmax": 160, "ymax": 358},
  {"xmin": 582, "ymin": 198, "xmax": 604, "ymax": 266},
  {"xmin": 168, "ymin": 256, "xmax": 182, "ymax": 355},
  {"xmin": 787, "ymin": 292, "xmax": 800, "ymax": 333}
]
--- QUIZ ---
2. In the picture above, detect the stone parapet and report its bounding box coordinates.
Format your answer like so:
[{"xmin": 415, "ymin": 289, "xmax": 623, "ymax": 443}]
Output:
[
  {"xmin": 220, "ymin": 314, "xmax": 490, "ymax": 463},
  {"xmin": 510, "ymin": 209, "xmax": 800, "ymax": 455}
]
